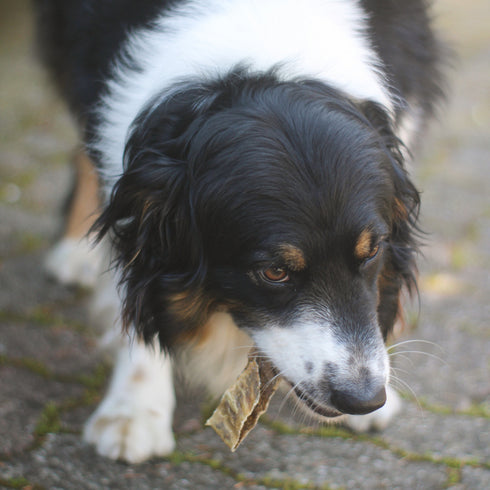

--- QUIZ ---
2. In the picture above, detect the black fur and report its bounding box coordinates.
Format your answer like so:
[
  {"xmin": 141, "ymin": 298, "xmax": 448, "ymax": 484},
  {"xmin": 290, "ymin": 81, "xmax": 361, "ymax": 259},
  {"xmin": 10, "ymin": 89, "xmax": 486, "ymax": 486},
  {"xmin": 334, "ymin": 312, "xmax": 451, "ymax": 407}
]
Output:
[
  {"xmin": 97, "ymin": 71, "xmax": 420, "ymax": 347},
  {"xmin": 33, "ymin": 0, "xmax": 443, "ymax": 352},
  {"xmin": 33, "ymin": 0, "xmax": 445, "ymax": 124},
  {"xmin": 33, "ymin": 0, "xmax": 173, "ymax": 117},
  {"xmin": 360, "ymin": 0, "xmax": 446, "ymax": 121}
]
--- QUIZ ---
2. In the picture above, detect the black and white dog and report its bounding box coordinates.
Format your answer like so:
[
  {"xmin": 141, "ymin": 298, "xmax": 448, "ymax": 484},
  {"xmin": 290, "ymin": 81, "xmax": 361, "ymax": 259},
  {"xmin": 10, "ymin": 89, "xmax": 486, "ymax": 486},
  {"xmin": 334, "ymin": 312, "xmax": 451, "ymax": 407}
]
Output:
[{"xmin": 34, "ymin": 0, "xmax": 444, "ymax": 462}]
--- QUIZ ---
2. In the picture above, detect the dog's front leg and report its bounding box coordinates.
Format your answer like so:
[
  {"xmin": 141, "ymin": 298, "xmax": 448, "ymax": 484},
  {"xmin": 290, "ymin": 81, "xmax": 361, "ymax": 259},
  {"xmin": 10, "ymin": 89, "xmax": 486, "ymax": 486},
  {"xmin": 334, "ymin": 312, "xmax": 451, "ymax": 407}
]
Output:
[
  {"xmin": 83, "ymin": 336, "xmax": 176, "ymax": 463},
  {"xmin": 44, "ymin": 149, "xmax": 103, "ymax": 288}
]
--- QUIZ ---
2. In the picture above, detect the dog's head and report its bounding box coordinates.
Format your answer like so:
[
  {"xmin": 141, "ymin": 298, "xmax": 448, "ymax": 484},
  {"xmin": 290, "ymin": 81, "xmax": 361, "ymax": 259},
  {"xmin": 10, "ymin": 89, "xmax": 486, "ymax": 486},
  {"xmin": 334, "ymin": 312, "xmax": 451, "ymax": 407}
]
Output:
[{"xmin": 97, "ymin": 71, "xmax": 419, "ymax": 417}]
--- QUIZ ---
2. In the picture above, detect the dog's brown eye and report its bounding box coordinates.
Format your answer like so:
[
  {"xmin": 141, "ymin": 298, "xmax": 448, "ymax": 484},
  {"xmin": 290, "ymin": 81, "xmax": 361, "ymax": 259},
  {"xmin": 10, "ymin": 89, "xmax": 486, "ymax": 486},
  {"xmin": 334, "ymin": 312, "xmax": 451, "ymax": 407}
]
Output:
[{"xmin": 262, "ymin": 267, "xmax": 290, "ymax": 283}]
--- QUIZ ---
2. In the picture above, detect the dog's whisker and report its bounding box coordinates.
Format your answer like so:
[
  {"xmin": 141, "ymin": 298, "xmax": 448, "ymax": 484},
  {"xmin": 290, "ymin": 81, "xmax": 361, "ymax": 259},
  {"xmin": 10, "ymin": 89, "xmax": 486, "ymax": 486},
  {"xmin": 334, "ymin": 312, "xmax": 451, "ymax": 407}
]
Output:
[
  {"xmin": 387, "ymin": 339, "xmax": 445, "ymax": 353},
  {"xmin": 277, "ymin": 377, "xmax": 305, "ymax": 419},
  {"xmin": 389, "ymin": 352, "xmax": 416, "ymax": 367},
  {"xmin": 389, "ymin": 366, "xmax": 412, "ymax": 378},
  {"xmin": 390, "ymin": 349, "xmax": 447, "ymax": 366},
  {"xmin": 389, "ymin": 375, "xmax": 422, "ymax": 411}
]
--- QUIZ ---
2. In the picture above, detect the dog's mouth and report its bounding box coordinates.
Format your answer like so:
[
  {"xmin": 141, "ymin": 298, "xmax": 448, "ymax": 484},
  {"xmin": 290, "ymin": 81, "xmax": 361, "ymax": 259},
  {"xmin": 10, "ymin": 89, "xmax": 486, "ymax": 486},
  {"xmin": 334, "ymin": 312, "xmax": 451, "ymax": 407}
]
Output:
[{"xmin": 282, "ymin": 379, "xmax": 343, "ymax": 419}]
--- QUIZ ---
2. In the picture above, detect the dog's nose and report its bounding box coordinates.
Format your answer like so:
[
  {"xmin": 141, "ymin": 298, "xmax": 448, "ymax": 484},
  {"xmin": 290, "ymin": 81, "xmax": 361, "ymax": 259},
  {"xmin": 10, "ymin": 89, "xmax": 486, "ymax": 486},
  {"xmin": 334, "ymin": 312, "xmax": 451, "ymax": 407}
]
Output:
[{"xmin": 330, "ymin": 385, "xmax": 386, "ymax": 415}]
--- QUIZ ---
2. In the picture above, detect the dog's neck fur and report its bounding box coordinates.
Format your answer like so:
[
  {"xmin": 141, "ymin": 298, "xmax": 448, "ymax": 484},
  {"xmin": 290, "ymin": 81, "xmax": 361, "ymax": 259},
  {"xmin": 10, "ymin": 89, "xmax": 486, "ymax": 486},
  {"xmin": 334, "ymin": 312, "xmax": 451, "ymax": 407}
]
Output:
[{"xmin": 92, "ymin": 0, "xmax": 393, "ymax": 190}]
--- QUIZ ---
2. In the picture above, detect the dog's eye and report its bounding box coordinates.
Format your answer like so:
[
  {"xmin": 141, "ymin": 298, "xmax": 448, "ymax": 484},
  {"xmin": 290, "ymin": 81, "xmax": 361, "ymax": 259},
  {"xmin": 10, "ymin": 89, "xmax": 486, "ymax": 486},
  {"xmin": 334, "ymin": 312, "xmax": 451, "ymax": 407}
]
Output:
[
  {"xmin": 261, "ymin": 267, "xmax": 290, "ymax": 283},
  {"xmin": 362, "ymin": 244, "xmax": 382, "ymax": 265},
  {"xmin": 367, "ymin": 244, "xmax": 380, "ymax": 260}
]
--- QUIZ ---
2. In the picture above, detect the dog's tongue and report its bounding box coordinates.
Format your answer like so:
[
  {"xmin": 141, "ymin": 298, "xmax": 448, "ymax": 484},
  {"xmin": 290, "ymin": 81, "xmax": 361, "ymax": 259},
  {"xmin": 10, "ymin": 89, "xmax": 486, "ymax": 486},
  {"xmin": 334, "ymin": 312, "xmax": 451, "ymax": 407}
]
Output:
[{"xmin": 205, "ymin": 349, "xmax": 279, "ymax": 451}]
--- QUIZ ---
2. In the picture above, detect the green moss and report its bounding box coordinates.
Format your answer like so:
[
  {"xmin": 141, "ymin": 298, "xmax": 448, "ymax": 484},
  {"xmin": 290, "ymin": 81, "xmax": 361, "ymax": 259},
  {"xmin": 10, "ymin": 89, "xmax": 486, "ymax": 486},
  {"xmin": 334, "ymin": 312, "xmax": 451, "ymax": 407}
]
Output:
[
  {"xmin": 262, "ymin": 414, "xmax": 490, "ymax": 471},
  {"xmin": 445, "ymin": 467, "xmax": 462, "ymax": 486},
  {"xmin": 28, "ymin": 307, "xmax": 59, "ymax": 327},
  {"xmin": 0, "ymin": 355, "xmax": 52, "ymax": 379},
  {"xmin": 415, "ymin": 397, "xmax": 454, "ymax": 415},
  {"xmin": 76, "ymin": 363, "xmax": 111, "ymax": 391},
  {"xmin": 412, "ymin": 396, "xmax": 490, "ymax": 419},
  {"xmin": 167, "ymin": 450, "xmax": 335, "ymax": 489},
  {"xmin": 34, "ymin": 402, "xmax": 61, "ymax": 437},
  {"xmin": 0, "ymin": 353, "xmax": 109, "ymax": 416},
  {"xmin": 0, "ymin": 477, "xmax": 29, "ymax": 488},
  {"xmin": 18, "ymin": 233, "xmax": 47, "ymax": 254},
  {"xmin": 0, "ymin": 476, "xmax": 46, "ymax": 489},
  {"xmin": 167, "ymin": 451, "xmax": 236, "ymax": 479},
  {"xmin": 0, "ymin": 304, "xmax": 94, "ymax": 336},
  {"xmin": 258, "ymin": 475, "xmax": 336, "ymax": 490},
  {"xmin": 261, "ymin": 415, "xmax": 354, "ymax": 441},
  {"xmin": 461, "ymin": 402, "xmax": 490, "ymax": 418}
]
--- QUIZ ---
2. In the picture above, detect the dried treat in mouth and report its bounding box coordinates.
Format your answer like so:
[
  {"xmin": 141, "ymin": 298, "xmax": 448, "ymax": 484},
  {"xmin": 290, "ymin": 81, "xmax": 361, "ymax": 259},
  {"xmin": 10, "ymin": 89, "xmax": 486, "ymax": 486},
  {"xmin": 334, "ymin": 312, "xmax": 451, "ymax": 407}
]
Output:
[{"xmin": 205, "ymin": 351, "xmax": 279, "ymax": 451}]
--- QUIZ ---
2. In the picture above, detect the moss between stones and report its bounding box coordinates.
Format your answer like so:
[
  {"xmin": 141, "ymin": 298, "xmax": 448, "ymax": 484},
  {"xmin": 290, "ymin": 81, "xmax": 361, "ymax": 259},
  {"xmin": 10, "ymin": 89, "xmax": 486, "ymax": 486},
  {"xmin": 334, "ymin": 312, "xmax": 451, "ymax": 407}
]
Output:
[
  {"xmin": 0, "ymin": 476, "xmax": 46, "ymax": 490},
  {"xmin": 34, "ymin": 402, "xmax": 62, "ymax": 438},
  {"xmin": 260, "ymin": 415, "xmax": 490, "ymax": 471},
  {"xmin": 168, "ymin": 450, "xmax": 337, "ymax": 489}
]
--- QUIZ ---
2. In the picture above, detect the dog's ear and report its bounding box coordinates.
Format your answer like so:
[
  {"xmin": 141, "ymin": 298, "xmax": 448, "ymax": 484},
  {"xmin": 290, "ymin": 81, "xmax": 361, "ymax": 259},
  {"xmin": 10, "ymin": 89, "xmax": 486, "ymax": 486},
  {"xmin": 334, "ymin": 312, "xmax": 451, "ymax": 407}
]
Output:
[
  {"xmin": 95, "ymin": 86, "xmax": 218, "ymax": 347},
  {"xmin": 359, "ymin": 101, "xmax": 420, "ymax": 339}
]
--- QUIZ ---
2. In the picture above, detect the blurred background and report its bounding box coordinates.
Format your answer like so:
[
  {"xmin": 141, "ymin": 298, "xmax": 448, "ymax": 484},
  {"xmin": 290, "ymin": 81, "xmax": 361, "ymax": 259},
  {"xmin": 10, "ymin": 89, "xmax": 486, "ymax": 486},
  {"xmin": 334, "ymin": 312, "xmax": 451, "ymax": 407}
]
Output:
[{"xmin": 0, "ymin": 1, "xmax": 489, "ymax": 488}]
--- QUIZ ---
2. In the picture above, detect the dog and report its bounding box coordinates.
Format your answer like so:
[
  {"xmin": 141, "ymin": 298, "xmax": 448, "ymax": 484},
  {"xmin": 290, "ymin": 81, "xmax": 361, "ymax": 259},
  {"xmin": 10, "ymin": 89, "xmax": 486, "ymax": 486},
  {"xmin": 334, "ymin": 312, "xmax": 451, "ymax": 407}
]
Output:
[{"xmin": 33, "ymin": 0, "xmax": 444, "ymax": 463}]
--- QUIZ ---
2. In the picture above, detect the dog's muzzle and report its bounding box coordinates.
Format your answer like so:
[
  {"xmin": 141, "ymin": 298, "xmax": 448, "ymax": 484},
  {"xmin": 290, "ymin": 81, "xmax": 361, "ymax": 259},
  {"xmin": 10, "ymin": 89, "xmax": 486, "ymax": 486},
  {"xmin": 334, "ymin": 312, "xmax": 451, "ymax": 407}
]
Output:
[{"xmin": 287, "ymin": 373, "xmax": 387, "ymax": 418}]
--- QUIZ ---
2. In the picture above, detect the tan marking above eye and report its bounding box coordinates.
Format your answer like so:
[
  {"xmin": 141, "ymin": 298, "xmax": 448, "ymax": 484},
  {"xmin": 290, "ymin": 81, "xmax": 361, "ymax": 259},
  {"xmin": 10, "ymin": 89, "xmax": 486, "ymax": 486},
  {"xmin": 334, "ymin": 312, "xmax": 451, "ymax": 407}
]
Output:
[
  {"xmin": 355, "ymin": 229, "xmax": 376, "ymax": 260},
  {"xmin": 278, "ymin": 244, "xmax": 306, "ymax": 271}
]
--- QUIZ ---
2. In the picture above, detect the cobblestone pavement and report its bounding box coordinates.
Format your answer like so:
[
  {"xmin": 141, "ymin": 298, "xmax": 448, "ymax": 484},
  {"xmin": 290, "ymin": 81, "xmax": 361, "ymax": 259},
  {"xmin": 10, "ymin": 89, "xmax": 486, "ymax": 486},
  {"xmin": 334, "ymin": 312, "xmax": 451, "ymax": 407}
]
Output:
[{"xmin": 0, "ymin": 1, "xmax": 489, "ymax": 489}]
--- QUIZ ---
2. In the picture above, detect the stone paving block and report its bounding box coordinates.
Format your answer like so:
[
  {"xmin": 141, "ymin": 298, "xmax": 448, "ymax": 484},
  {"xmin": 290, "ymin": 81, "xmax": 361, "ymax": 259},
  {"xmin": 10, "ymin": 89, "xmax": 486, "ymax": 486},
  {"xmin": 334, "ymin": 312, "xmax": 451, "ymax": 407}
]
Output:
[
  {"xmin": 391, "ymin": 319, "xmax": 490, "ymax": 410},
  {"xmin": 1, "ymin": 434, "xmax": 243, "ymax": 490},
  {"xmin": 460, "ymin": 466, "xmax": 490, "ymax": 490},
  {"xmin": 382, "ymin": 403, "xmax": 490, "ymax": 463},
  {"xmin": 178, "ymin": 425, "xmax": 449, "ymax": 490},
  {"xmin": 0, "ymin": 205, "xmax": 56, "ymax": 258},
  {"xmin": 0, "ymin": 367, "xmax": 84, "ymax": 457},
  {"xmin": 1, "ymin": 321, "xmax": 99, "ymax": 376},
  {"xmin": 0, "ymin": 252, "xmax": 80, "ymax": 313}
]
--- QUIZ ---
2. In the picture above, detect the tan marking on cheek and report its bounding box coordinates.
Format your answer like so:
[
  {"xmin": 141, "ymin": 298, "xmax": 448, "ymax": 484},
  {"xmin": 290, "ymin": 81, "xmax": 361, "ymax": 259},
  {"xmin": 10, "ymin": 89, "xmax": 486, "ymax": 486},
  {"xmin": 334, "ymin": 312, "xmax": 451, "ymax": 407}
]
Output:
[
  {"xmin": 169, "ymin": 291, "xmax": 236, "ymax": 346},
  {"xmin": 174, "ymin": 302, "xmax": 241, "ymax": 347},
  {"xmin": 168, "ymin": 290, "xmax": 208, "ymax": 323},
  {"xmin": 279, "ymin": 244, "xmax": 306, "ymax": 271},
  {"xmin": 355, "ymin": 229, "xmax": 373, "ymax": 260}
]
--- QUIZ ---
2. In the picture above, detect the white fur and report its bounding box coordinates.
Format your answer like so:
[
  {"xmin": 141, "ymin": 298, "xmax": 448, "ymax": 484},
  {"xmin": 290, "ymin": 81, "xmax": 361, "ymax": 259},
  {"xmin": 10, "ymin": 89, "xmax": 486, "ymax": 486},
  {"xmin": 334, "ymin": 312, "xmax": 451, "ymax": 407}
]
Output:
[
  {"xmin": 176, "ymin": 312, "xmax": 251, "ymax": 396},
  {"xmin": 83, "ymin": 339, "xmax": 176, "ymax": 463},
  {"xmin": 251, "ymin": 317, "xmax": 389, "ymax": 394},
  {"xmin": 84, "ymin": 267, "xmax": 176, "ymax": 463},
  {"xmin": 44, "ymin": 236, "xmax": 103, "ymax": 288},
  {"xmin": 396, "ymin": 101, "xmax": 425, "ymax": 157},
  {"xmin": 93, "ymin": 0, "xmax": 394, "ymax": 189}
]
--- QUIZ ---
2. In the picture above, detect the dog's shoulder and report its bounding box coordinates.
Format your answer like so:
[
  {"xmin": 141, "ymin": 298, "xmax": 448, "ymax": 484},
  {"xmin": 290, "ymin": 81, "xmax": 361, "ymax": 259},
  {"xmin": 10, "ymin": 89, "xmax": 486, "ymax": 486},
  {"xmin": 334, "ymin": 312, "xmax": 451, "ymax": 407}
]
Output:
[{"xmin": 33, "ymin": 0, "xmax": 174, "ymax": 113}]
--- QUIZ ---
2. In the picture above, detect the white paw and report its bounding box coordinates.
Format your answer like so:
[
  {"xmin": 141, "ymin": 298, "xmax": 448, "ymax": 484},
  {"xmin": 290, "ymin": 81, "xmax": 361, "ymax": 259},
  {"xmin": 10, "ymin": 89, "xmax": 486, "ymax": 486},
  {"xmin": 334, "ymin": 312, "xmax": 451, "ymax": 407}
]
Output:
[
  {"xmin": 44, "ymin": 236, "xmax": 103, "ymax": 288},
  {"xmin": 343, "ymin": 386, "xmax": 402, "ymax": 432},
  {"xmin": 83, "ymin": 399, "xmax": 176, "ymax": 463}
]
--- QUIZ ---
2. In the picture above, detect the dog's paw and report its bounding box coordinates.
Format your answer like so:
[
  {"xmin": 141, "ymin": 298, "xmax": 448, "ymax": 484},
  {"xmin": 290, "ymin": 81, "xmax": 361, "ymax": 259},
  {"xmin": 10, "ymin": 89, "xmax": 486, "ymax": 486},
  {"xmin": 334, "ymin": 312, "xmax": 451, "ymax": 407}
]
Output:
[
  {"xmin": 83, "ymin": 399, "xmax": 175, "ymax": 463},
  {"xmin": 343, "ymin": 386, "xmax": 402, "ymax": 432},
  {"xmin": 44, "ymin": 237, "xmax": 102, "ymax": 288}
]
